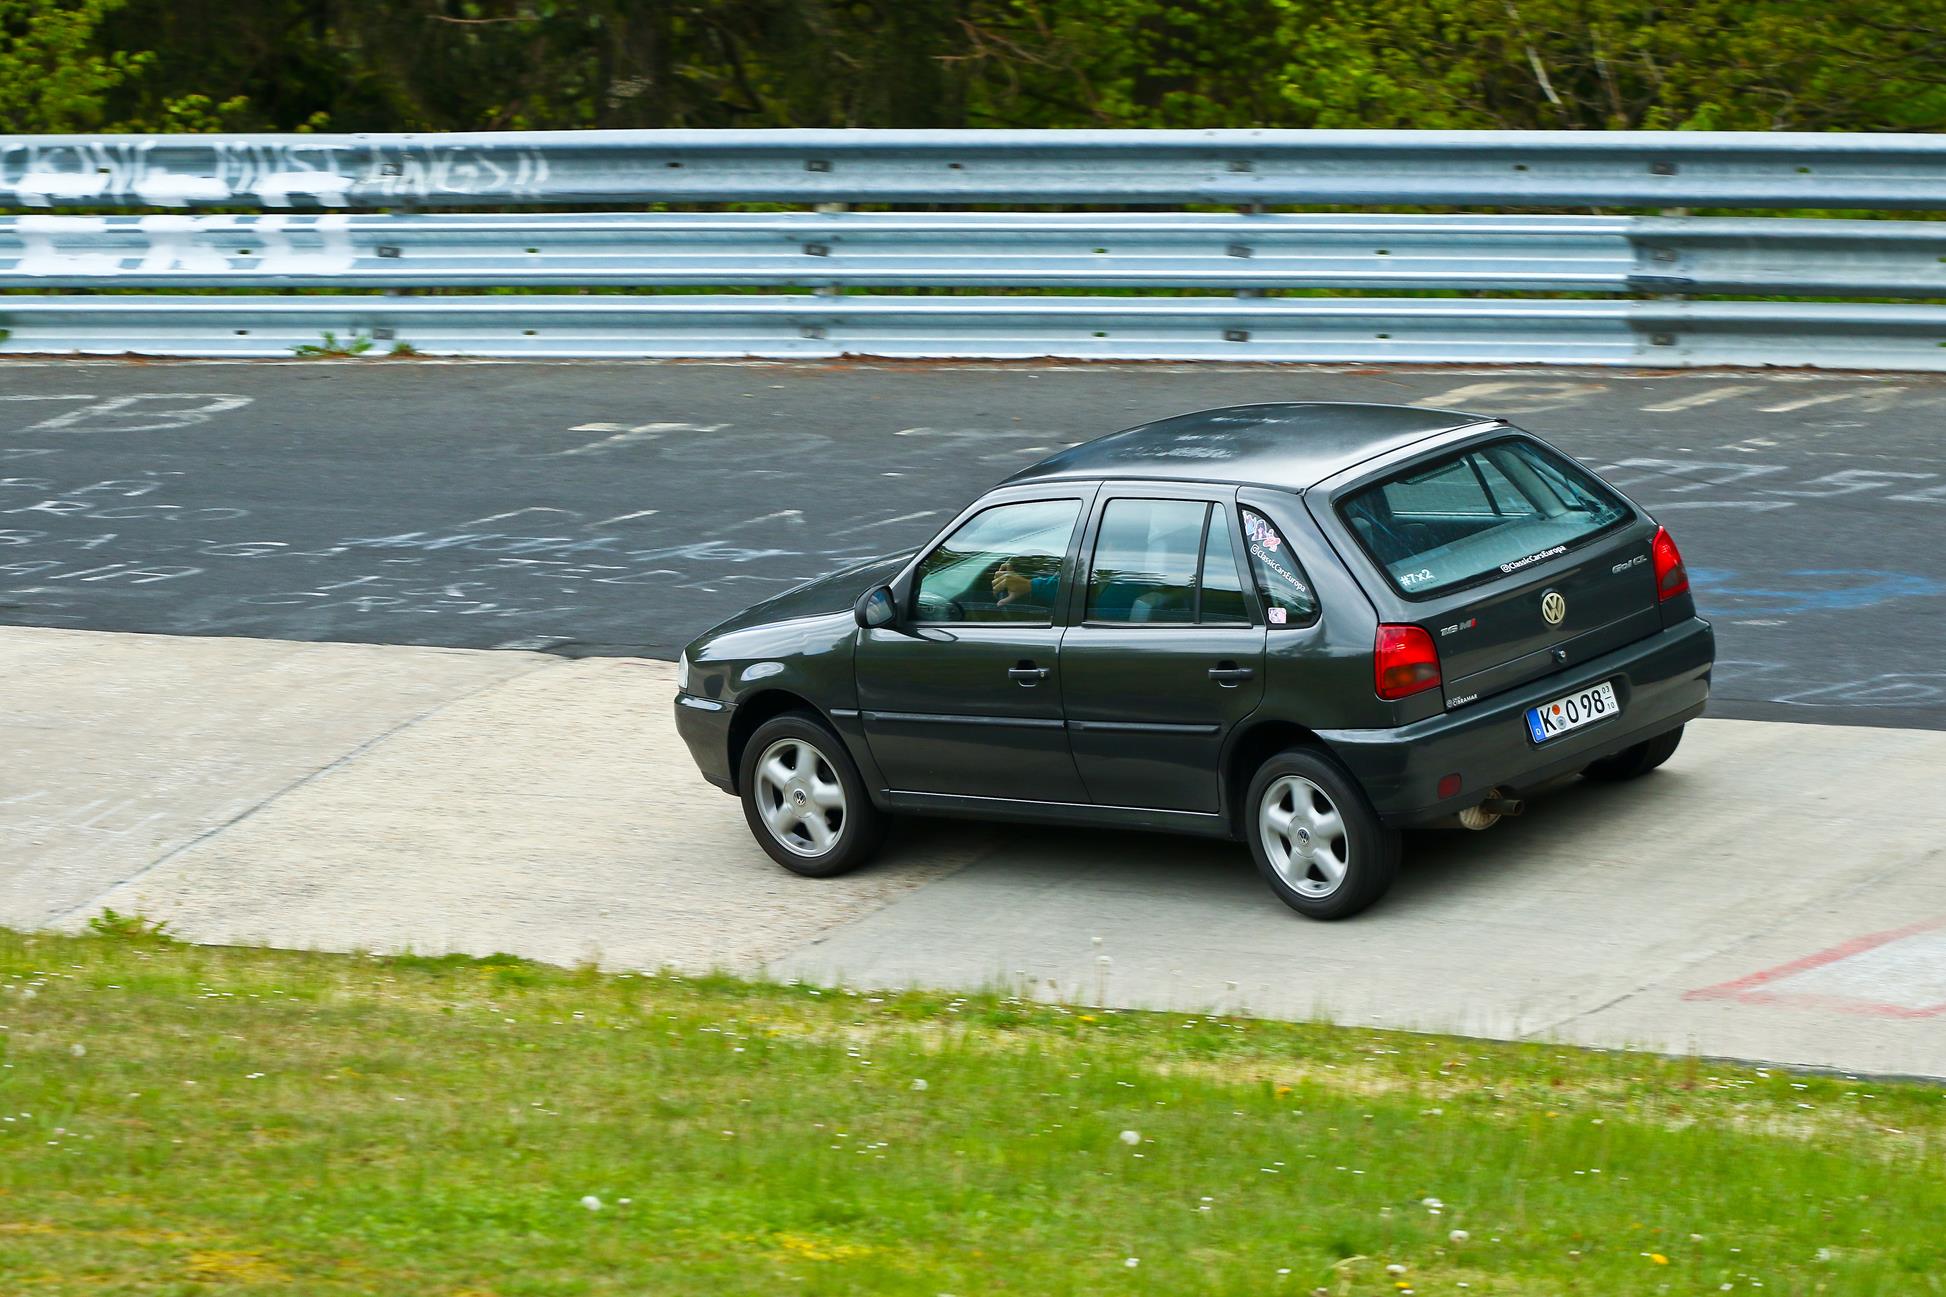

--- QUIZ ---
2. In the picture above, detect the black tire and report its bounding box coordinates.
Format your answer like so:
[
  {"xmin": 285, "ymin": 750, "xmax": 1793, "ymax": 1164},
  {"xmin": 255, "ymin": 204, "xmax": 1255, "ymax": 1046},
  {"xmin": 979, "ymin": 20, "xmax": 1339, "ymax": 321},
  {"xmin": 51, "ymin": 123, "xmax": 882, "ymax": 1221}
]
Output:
[
  {"xmin": 1244, "ymin": 747, "xmax": 1401, "ymax": 920},
  {"xmin": 738, "ymin": 713, "xmax": 886, "ymax": 878},
  {"xmin": 1581, "ymin": 724, "xmax": 1685, "ymax": 783}
]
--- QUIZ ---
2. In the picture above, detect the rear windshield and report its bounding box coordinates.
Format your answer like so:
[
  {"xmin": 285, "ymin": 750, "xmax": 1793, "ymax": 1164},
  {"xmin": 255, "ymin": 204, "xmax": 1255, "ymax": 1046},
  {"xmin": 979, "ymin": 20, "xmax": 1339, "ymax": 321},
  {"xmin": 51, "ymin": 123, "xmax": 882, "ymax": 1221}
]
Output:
[{"xmin": 1339, "ymin": 438, "xmax": 1631, "ymax": 597}]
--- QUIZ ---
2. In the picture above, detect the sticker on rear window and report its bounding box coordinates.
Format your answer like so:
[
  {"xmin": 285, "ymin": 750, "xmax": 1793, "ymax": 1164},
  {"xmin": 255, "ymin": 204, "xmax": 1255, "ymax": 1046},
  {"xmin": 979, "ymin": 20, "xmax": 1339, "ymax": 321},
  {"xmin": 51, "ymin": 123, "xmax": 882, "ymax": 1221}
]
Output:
[
  {"xmin": 1498, "ymin": 544, "xmax": 1568, "ymax": 575},
  {"xmin": 1338, "ymin": 438, "xmax": 1631, "ymax": 598}
]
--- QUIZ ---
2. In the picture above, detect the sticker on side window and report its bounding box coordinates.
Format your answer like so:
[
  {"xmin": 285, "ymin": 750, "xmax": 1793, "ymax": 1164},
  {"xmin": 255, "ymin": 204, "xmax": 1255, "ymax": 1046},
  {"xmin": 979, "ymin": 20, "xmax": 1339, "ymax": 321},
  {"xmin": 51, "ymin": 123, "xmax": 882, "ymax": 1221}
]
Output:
[{"xmin": 1240, "ymin": 507, "xmax": 1318, "ymax": 625}]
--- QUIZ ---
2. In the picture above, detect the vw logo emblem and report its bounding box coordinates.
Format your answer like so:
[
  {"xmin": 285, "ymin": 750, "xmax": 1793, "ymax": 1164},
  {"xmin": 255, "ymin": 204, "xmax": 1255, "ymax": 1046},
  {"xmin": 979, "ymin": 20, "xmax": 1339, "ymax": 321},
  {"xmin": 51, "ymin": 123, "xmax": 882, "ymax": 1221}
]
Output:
[{"xmin": 1541, "ymin": 591, "xmax": 1567, "ymax": 626}]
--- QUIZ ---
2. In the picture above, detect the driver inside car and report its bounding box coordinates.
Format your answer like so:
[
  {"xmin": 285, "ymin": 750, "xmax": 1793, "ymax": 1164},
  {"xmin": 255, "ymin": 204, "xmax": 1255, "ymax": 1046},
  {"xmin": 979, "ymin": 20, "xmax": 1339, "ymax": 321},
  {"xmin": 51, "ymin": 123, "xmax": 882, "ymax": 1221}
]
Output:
[
  {"xmin": 991, "ymin": 562, "xmax": 1053, "ymax": 609},
  {"xmin": 993, "ymin": 508, "xmax": 1200, "ymax": 621}
]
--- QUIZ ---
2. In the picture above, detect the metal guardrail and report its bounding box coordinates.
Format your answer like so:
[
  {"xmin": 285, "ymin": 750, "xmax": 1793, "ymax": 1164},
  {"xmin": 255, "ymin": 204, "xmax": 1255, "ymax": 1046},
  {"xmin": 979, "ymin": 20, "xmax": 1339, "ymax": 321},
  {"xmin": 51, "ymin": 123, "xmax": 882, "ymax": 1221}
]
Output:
[
  {"xmin": 5, "ymin": 294, "xmax": 1946, "ymax": 371},
  {"xmin": 9, "ymin": 129, "xmax": 1946, "ymax": 209},
  {"xmin": 5, "ymin": 129, "xmax": 1946, "ymax": 367},
  {"xmin": 5, "ymin": 211, "xmax": 1945, "ymax": 295}
]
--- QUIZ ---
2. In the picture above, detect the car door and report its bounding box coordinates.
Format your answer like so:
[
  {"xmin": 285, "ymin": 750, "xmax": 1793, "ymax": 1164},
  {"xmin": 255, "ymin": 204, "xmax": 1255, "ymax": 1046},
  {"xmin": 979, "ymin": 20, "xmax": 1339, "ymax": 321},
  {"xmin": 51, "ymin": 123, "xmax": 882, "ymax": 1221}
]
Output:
[
  {"xmin": 856, "ymin": 487, "xmax": 1094, "ymax": 803},
  {"xmin": 1059, "ymin": 486, "xmax": 1267, "ymax": 814}
]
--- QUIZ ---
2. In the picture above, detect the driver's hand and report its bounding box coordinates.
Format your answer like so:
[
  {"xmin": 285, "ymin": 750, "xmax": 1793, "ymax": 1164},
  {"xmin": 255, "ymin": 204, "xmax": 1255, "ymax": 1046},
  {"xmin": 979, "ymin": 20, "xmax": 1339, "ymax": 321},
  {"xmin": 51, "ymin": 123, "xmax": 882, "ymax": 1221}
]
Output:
[{"xmin": 992, "ymin": 564, "xmax": 1032, "ymax": 604}]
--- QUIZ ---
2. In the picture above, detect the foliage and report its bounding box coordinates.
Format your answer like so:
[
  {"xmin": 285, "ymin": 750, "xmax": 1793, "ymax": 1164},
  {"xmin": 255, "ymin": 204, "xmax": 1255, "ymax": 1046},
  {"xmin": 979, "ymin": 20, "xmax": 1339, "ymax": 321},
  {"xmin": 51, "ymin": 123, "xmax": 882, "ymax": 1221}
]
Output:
[
  {"xmin": 1265, "ymin": 0, "xmax": 1946, "ymax": 131},
  {"xmin": 1, "ymin": 928, "xmax": 1942, "ymax": 1293},
  {"xmin": 291, "ymin": 329, "xmax": 375, "ymax": 357},
  {"xmin": 0, "ymin": 0, "xmax": 145, "ymax": 131},
  {"xmin": 82, "ymin": 908, "xmax": 175, "ymax": 942},
  {"xmin": 23, "ymin": 0, "xmax": 1937, "ymax": 136}
]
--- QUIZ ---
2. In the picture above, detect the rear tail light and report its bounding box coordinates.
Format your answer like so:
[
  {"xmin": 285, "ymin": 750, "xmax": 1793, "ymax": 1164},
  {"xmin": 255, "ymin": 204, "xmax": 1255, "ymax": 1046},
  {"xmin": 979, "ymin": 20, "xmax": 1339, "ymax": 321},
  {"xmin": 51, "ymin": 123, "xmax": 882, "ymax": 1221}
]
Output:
[
  {"xmin": 1651, "ymin": 526, "xmax": 1689, "ymax": 601},
  {"xmin": 1375, "ymin": 624, "xmax": 1442, "ymax": 701}
]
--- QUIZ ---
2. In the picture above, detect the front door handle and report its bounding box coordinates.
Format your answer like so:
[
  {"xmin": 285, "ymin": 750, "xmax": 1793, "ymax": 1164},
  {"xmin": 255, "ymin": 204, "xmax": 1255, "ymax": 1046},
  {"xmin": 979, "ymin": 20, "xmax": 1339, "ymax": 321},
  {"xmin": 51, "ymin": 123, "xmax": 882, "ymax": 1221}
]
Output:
[
  {"xmin": 1008, "ymin": 663, "xmax": 1051, "ymax": 686},
  {"xmin": 1208, "ymin": 665, "xmax": 1255, "ymax": 686}
]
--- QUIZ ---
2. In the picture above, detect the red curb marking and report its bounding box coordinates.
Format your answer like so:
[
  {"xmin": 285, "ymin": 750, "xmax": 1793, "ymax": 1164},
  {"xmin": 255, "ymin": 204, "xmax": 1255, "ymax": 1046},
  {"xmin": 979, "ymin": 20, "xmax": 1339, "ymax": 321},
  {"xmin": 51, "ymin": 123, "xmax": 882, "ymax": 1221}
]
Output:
[{"xmin": 1684, "ymin": 915, "xmax": 1946, "ymax": 1019}]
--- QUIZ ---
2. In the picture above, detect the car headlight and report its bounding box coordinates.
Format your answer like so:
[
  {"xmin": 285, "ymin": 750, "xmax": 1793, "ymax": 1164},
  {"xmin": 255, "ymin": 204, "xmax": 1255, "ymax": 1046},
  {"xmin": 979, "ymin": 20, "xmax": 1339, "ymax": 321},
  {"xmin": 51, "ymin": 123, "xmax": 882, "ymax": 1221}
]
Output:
[{"xmin": 676, "ymin": 650, "xmax": 691, "ymax": 692}]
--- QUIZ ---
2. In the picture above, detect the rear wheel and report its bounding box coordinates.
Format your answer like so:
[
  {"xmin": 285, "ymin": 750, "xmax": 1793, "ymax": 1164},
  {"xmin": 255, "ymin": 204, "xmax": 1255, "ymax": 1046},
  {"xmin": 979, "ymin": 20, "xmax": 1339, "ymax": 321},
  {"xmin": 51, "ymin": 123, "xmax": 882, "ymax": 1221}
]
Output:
[
  {"xmin": 1581, "ymin": 724, "xmax": 1684, "ymax": 782},
  {"xmin": 739, "ymin": 713, "xmax": 885, "ymax": 878},
  {"xmin": 1245, "ymin": 748, "xmax": 1400, "ymax": 920}
]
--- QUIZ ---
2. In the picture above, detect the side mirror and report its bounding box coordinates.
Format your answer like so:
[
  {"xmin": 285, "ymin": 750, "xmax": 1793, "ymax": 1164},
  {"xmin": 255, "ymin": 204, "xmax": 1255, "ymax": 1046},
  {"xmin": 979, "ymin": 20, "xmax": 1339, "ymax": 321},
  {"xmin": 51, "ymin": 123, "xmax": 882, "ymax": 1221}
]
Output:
[{"xmin": 855, "ymin": 585, "xmax": 899, "ymax": 629}]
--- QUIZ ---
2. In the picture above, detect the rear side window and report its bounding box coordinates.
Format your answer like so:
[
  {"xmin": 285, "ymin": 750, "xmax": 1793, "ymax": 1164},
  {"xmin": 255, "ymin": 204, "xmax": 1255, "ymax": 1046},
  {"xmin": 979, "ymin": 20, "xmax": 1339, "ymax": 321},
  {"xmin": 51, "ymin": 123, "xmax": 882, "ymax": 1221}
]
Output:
[
  {"xmin": 1087, "ymin": 499, "xmax": 1203, "ymax": 624},
  {"xmin": 1198, "ymin": 507, "xmax": 1249, "ymax": 624},
  {"xmin": 1084, "ymin": 499, "xmax": 1256, "ymax": 625},
  {"xmin": 1240, "ymin": 507, "xmax": 1318, "ymax": 627},
  {"xmin": 1339, "ymin": 439, "xmax": 1630, "ymax": 597}
]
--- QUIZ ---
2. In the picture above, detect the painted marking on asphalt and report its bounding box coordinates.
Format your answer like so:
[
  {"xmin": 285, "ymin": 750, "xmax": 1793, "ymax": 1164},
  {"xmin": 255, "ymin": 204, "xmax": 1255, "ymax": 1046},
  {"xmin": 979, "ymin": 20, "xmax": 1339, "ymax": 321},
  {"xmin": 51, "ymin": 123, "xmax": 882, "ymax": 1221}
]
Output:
[
  {"xmin": 1758, "ymin": 389, "xmax": 1904, "ymax": 414},
  {"xmin": 829, "ymin": 509, "xmax": 940, "ymax": 536},
  {"xmin": 1654, "ymin": 500, "xmax": 1794, "ymax": 512},
  {"xmin": 1408, "ymin": 380, "xmax": 1608, "ymax": 414},
  {"xmin": 1685, "ymin": 916, "xmax": 1946, "ymax": 1018},
  {"xmin": 457, "ymin": 507, "xmax": 580, "ymax": 528},
  {"xmin": 712, "ymin": 509, "xmax": 803, "ymax": 533},
  {"xmin": 585, "ymin": 509, "xmax": 660, "ymax": 529},
  {"xmin": 1640, "ymin": 384, "xmax": 1764, "ymax": 413},
  {"xmin": 556, "ymin": 421, "xmax": 723, "ymax": 456}
]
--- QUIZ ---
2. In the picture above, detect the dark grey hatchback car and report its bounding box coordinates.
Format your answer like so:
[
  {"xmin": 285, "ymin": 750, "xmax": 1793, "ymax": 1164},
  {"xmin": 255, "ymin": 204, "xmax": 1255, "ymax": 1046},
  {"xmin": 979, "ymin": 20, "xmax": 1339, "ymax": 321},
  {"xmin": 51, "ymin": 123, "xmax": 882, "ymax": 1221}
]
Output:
[{"xmin": 674, "ymin": 402, "xmax": 1714, "ymax": 918}]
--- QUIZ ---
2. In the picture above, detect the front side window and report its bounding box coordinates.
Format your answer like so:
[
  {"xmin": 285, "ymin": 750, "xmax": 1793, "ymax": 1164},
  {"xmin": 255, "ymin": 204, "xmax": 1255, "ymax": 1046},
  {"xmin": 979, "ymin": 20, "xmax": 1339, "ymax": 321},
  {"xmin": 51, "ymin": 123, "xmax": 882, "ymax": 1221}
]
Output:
[
  {"xmin": 911, "ymin": 498, "xmax": 1081, "ymax": 623},
  {"xmin": 1339, "ymin": 438, "xmax": 1630, "ymax": 597},
  {"xmin": 1241, "ymin": 507, "xmax": 1318, "ymax": 626}
]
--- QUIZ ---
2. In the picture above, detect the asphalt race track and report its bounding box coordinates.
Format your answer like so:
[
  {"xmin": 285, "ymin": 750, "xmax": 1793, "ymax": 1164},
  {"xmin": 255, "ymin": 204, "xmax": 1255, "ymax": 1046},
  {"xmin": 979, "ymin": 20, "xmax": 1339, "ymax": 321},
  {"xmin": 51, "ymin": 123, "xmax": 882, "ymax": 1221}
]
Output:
[
  {"xmin": 3, "ymin": 360, "xmax": 1942, "ymax": 729},
  {"xmin": 6, "ymin": 359, "xmax": 1946, "ymax": 1077}
]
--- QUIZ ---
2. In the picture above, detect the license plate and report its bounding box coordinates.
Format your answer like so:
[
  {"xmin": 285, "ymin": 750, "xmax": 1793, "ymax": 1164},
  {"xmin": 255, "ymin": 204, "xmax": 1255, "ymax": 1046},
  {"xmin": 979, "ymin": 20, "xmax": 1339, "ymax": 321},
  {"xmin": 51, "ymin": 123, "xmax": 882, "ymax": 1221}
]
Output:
[{"xmin": 1525, "ymin": 680, "xmax": 1620, "ymax": 743}]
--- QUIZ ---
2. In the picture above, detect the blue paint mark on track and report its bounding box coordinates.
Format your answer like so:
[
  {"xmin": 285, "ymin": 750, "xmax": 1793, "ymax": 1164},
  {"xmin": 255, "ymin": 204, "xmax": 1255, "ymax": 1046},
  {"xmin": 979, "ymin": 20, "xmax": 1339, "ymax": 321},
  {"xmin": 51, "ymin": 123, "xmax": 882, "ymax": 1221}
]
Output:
[{"xmin": 1690, "ymin": 568, "xmax": 1946, "ymax": 617}]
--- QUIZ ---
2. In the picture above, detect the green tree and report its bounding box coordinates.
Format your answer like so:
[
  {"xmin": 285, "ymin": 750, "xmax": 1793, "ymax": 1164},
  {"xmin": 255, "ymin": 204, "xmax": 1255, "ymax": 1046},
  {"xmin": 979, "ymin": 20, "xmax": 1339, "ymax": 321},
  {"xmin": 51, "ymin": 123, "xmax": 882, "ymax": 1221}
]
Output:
[
  {"xmin": 0, "ymin": 0, "xmax": 146, "ymax": 130},
  {"xmin": 1266, "ymin": 0, "xmax": 1946, "ymax": 132}
]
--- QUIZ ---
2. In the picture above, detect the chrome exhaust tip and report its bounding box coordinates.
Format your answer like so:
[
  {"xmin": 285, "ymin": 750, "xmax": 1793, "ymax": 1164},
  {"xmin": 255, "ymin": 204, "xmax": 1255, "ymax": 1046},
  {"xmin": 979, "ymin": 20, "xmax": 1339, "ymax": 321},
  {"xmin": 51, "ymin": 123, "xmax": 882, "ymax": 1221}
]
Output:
[{"xmin": 1456, "ymin": 788, "xmax": 1524, "ymax": 830}]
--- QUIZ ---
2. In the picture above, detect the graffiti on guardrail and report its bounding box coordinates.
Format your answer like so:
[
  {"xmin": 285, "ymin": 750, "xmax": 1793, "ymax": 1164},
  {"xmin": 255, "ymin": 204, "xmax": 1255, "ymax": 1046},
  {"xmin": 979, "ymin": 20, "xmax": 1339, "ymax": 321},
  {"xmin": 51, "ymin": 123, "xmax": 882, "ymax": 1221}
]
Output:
[
  {"xmin": 0, "ymin": 140, "xmax": 551, "ymax": 208},
  {"xmin": 7, "ymin": 215, "xmax": 360, "ymax": 279}
]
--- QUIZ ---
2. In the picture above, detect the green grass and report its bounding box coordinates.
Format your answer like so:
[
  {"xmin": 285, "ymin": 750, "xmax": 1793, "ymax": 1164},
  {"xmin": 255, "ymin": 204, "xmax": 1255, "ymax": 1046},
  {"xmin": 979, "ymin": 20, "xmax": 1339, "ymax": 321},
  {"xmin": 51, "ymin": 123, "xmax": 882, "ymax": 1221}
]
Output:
[{"xmin": 1, "ymin": 927, "xmax": 1940, "ymax": 1296}]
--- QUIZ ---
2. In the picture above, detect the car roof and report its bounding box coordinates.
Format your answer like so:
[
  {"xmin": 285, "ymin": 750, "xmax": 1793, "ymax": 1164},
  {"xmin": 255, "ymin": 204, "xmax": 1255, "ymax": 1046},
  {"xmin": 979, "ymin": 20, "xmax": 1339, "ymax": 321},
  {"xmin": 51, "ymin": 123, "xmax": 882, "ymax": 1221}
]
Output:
[{"xmin": 1005, "ymin": 402, "xmax": 1494, "ymax": 491}]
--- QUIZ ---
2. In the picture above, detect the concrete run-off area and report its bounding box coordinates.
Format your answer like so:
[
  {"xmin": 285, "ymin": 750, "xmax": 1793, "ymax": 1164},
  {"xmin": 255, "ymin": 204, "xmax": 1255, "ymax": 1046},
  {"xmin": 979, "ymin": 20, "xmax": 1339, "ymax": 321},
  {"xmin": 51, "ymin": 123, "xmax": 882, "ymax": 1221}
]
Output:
[{"xmin": 5, "ymin": 625, "xmax": 1942, "ymax": 1079}]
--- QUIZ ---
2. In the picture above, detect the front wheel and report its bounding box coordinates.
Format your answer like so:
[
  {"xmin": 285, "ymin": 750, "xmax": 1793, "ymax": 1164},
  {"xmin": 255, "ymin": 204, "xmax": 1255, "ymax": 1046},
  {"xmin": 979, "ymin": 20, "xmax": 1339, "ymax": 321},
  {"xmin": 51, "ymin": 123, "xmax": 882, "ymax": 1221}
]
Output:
[
  {"xmin": 739, "ymin": 713, "xmax": 885, "ymax": 878},
  {"xmin": 1581, "ymin": 724, "xmax": 1684, "ymax": 782},
  {"xmin": 1245, "ymin": 748, "xmax": 1400, "ymax": 920}
]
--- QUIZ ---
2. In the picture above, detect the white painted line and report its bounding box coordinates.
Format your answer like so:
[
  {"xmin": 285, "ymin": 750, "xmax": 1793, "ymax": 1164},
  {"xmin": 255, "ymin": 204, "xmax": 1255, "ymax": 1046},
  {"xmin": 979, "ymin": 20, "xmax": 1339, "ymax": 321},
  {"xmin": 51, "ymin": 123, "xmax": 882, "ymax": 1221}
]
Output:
[
  {"xmin": 1640, "ymin": 384, "xmax": 1763, "ymax": 413},
  {"xmin": 830, "ymin": 510, "xmax": 940, "ymax": 536},
  {"xmin": 1758, "ymin": 388, "xmax": 1905, "ymax": 414},
  {"xmin": 712, "ymin": 509, "xmax": 804, "ymax": 533},
  {"xmin": 585, "ymin": 509, "xmax": 660, "ymax": 530}
]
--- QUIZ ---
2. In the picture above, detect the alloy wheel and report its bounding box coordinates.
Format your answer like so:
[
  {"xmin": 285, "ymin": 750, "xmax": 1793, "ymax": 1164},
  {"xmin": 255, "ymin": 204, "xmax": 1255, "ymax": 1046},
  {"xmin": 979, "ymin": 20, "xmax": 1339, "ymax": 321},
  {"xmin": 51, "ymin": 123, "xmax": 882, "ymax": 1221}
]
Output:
[
  {"xmin": 753, "ymin": 737, "xmax": 847, "ymax": 857},
  {"xmin": 1260, "ymin": 774, "xmax": 1350, "ymax": 898}
]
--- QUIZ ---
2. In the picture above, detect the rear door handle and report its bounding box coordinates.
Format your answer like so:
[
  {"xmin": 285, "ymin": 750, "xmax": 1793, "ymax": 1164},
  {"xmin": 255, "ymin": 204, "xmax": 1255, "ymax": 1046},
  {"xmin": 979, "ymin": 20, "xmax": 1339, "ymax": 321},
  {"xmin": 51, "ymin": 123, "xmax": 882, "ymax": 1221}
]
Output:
[
  {"xmin": 1008, "ymin": 663, "xmax": 1051, "ymax": 685},
  {"xmin": 1208, "ymin": 665, "xmax": 1255, "ymax": 686}
]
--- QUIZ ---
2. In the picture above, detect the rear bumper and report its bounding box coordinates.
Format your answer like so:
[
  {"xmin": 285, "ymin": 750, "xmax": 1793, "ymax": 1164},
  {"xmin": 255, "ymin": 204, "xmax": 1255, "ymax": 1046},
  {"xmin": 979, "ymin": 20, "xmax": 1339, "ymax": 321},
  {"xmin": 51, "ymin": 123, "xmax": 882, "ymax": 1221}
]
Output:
[
  {"xmin": 673, "ymin": 694, "xmax": 736, "ymax": 794},
  {"xmin": 1319, "ymin": 616, "xmax": 1714, "ymax": 826}
]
